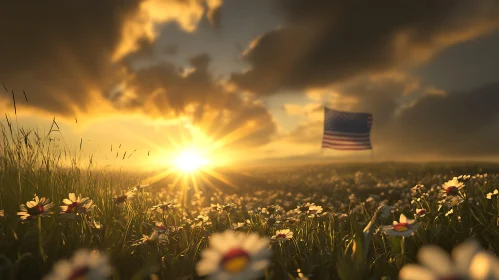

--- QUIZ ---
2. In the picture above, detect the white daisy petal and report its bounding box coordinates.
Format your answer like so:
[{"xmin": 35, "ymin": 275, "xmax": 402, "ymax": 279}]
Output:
[
  {"xmin": 417, "ymin": 246, "xmax": 454, "ymax": 277},
  {"xmin": 399, "ymin": 264, "xmax": 438, "ymax": 280}
]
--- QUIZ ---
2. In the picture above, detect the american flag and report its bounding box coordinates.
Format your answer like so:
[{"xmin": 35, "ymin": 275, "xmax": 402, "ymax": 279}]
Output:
[{"xmin": 322, "ymin": 107, "xmax": 373, "ymax": 150}]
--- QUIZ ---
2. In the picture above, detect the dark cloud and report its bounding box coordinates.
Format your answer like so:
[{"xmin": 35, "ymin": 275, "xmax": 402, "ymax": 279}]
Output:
[
  {"xmin": 207, "ymin": 6, "xmax": 222, "ymax": 29},
  {"xmin": 0, "ymin": 1, "xmax": 141, "ymax": 116},
  {"xmin": 163, "ymin": 44, "xmax": 179, "ymax": 56},
  {"xmin": 385, "ymin": 83, "xmax": 499, "ymax": 157},
  {"xmin": 231, "ymin": 0, "xmax": 499, "ymax": 95},
  {"xmin": 121, "ymin": 53, "xmax": 277, "ymax": 147}
]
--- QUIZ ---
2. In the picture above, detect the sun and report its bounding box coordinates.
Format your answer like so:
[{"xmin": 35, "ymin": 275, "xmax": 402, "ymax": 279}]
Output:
[{"xmin": 173, "ymin": 149, "xmax": 210, "ymax": 172}]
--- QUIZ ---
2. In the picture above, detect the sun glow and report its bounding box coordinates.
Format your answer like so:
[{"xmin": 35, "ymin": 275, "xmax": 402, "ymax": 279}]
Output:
[{"xmin": 173, "ymin": 149, "xmax": 210, "ymax": 172}]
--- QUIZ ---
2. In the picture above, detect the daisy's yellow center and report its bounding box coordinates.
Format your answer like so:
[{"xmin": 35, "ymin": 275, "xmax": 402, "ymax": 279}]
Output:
[
  {"xmin": 276, "ymin": 233, "xmax": 287, "ymax": 239},
  {"xmin": 220, "ymin": 248, "xmax": 250, "ymax": 274},
  {"xmin": 27, "ymin": 205, "xmax": 44, "ymax": 216},
  {"xmin": 299, "ymin": 206, "xmax": 309, "ymax": 212},
  {"xmin": 66, "ymin": 202, "xmax": 80, "ymax": 213},
  {"xmin": 115, "ymin": 195, "xmax": 127, "ymax": 204},
  {"xmin": 445, "ymin": 186, "xmax": 459, "ymax": 196},
  {"xmin": 156, "ymin": 225, "xmax": 167, "ymax": 232},
  {"xmin": 393, "ymin": 223, "xmax": 409, "ymax": 232}
]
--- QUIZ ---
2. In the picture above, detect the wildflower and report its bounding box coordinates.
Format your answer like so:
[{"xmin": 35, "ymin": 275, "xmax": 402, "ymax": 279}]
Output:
[
  {"xmin": 0, "ymin": 210, "xmax": 4, "ymax": 217},
  {"xmin": 296, "ymin": 269, "xmax": 310, "ymax": 280},
  {"xmin": 211, "ymin": 203, "xmax": 221, "ymax": 212},
  {"xmin": 196, "ymin": 230, "xmax": 271, "ymax": 279},
  {"xmin": 133, "ymin": 184, "xmax": 149, "ymax": 192},
  {"xmin": 444, "ymin": 196, "xmax": 464, "ymax": 207},
  {"xmin": 399, "ymin": 239, "xmax": 499, "ymax": 280},
  {"xmin": 17, "ymin": 195, "xmax": 54, "ymax": 220},
  {"xmin": 441, "ymin": 177, "xmax": 464, "ymax": 197},
  {"xmin": 42, "ymin": 249, "xmax": 112, "ymax": 280},
  {"xmin": 265, "ymin": 216, "xmax": 282, "ymax": 227},
  {"xmin": 154, "ymin": 222, "xmax": 169, "ymax": 234},
  {"xmin": 60, "ymin": 193, "xmax": 93, "ymax": 219},
  {"xmin": 134, "ymin": 231, "xmax": 167, "ymax": 246},
  {"xmin": 195, "ymin": 215, "xmax": 209, "ymax": 223},
  {"xmin": 486, "ymin": 189, "xmax": 498, "ymax": 200},
  {"xmin": 151, "ymin": 201, "xmax": 177, "ymax": 212},
  {"xmin": 232, "ymin": 222, "xmax": 247, "ymax": 230},
  {"xmin": 382, "ymin": 214, "xmax": 418, "ymax": 237},
  {"xmin": 91, "ymin": 220, "xmax": 104, "ymax": 232},
  {"xmin": 445, "ymin": 209, "xmax": 454, "ymax": 217},
  {"xmin": 338, "ymin": 213, "xmax": 349, "ymax": 220},
  {"xmin": 260, "ymin": 208, "xmax": 270, "ymax": 215},
  {"xmin": 271, "ymin": 229, "xmax": 293, "ymax": 242},
  {"xmin": 415, "ymin": 208, "xmax": 427, "ymax": 217},
  {"xmin": 114, "ymin": 190, "xmax": 136, "ymax": 204},
  {"xmin": 221, "ymin": 203, "xmax": 236, "ymax": 212}
]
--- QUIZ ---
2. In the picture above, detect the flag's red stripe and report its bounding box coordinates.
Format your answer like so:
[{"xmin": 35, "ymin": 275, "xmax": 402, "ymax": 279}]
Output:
[
  {"xmin": 323, "ymin": 135, "xmax": 371, "ymax": 142},
  {"xmin": 322, "ymin": 142, "xmax": 371, "ymax": 147},
  {"xmin": 321, "ymin": 144, "xmax": 372, "ymax": 150},
  {"xmin": 322, "ymin": 139, "xmax": 372, "ymax": 146}
]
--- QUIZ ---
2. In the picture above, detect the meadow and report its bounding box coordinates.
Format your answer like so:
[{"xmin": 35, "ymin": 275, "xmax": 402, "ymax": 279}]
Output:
[{"xmin": 1, "ymin": 119, "xmax": 499, "ymax": 279}]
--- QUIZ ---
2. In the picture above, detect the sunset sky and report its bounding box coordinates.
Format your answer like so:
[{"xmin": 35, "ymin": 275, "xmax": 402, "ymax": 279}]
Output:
[{"xmin": 2, "ymin": 0, "xmax": 499, "ymax": 170}]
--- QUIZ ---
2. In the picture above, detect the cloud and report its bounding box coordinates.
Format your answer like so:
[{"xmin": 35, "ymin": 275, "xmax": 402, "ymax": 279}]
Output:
[
  {"xmin": 113, "ymin": 0, "xmax": 224, "ymax": 61},
  {"xmin": 231, "ymin": 0, "xmax": 499, "ymax": 95},
  {"xmin": 206, "ymin": 0, "xmax": 223, "ymax": 28},
  {"xmin": 116, "ymin": 53, "xmax": 277, "ymax": 147},
  {"xmin": 387, "ymin": 83, "xmax": 499, "ymax": 157},
  {"xmin": 0, "ymin": 0, "xmax": 223, "ymax": 118}
]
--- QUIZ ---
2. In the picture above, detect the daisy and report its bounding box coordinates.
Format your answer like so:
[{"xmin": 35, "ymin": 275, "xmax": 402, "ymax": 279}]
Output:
[
  {"xmin": 133, "ymin": 184, "xmax": 149, "ymax": 192},
  {"xmin": 151, "ymin": 201, "xmax": 178, "ymax": 212},
  {"xmin": 382, "ymin": 214, "xmax": 418, "ymax": 237},
  {"xmin": 296, "ymin": 269, "xmax": 310, "ymax": 280},
  {"xmin": 221, "ymin": 203, "xmax": 236, "ymax": 212},
  {"xmin": 444, "ymin": 196, "xmax": 464, "ymax": 208},
  {"xmin": 114, "ymin": 189, "xmax": 136, "ymax": 204},
  {"xmin": 91, "ymin": 220, "xmax": 104, "ymax": 233},
  {"xmin": 17, "ymin": 195, "xmax": 54, "ymax": 220},
  {"xmin": 134, "ymin": 231, "xmax": 167, "ymax": 246},
  {"xmin": 232, "ymin": 222, "xmax": 247, "ymax": 230},
  {"xmin": 441, "ymin": 177, "xmax": 464, "ymax": 197},
  {"xmin": 486, "ymin": 189, "xmax": 498, "ymax": 200},
  {"xmin": 196, "ymin": 230, "xmax": 271, "ymax": 280},
  {"xmin": 399, "ymin": 239, "xmax": 499, "ymax": 280},
  {"xmin": 154, "ymin": 222, "xmax": 169, "ymax": 234},
  {"xmin": 42, "ymin": 249, "xmax": 112, "ymax": 280},
  {"xmin": 60, "ymin": 193, "xmax": 93, "ymax": 219},
  {"xmin": 415, "ymin": 208, "xmax": 427, "ymax": 217},
  {"xmin": 307, "ymin": 205, "xmax": 323, "ymax": 216},
  {"xmin": 271, "ymin": 229, "xmax": 293, "ymax": 242}
]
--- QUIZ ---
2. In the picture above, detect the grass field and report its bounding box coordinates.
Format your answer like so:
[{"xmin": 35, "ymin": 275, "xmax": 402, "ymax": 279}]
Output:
[{"xmin": 1, "ymin": 120, "xmax": 499, "ymax": 280}]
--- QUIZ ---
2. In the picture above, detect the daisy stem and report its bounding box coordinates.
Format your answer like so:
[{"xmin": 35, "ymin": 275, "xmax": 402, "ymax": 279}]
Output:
[
  {"xmin": 37, "ymin": 216, "xmax": 46, "ymax": 263},
  {"xmin": 400, "ymin": 236, "xmax": 405, "ymax": 256}
]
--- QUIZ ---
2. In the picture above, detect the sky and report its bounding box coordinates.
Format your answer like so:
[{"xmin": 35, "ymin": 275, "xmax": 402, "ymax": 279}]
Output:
[{"xmin": 1, "ymin": 0, "xmax": 499, "ymax": 170}]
